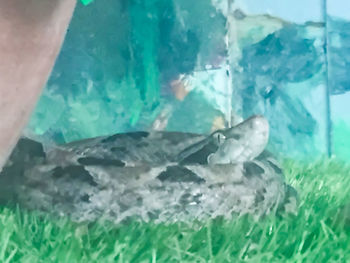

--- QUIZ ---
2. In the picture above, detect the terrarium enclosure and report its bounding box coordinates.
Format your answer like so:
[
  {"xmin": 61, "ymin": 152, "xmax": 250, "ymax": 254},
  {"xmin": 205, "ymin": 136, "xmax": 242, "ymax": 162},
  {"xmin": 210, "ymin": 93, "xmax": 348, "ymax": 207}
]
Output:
[
  {"xmin": 26, "ymin": 0, "xmax": 349, "ymax": 160},
  {"xmin": 2, "ymin": 0, "xmax": 350, "ymax": 261}
]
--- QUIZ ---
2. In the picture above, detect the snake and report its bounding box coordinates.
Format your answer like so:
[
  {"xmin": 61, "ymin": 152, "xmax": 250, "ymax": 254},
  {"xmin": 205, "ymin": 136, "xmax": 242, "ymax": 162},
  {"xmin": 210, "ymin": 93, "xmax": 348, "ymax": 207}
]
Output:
[{"xmin": 0, "ymin": 115, "xmax": 297, "ymax": 223}]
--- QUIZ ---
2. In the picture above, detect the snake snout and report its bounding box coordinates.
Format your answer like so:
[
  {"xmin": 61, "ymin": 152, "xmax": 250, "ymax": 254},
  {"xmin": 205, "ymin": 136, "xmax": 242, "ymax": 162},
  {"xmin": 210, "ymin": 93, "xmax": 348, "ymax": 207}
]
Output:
[
  {"xmin": 249, "ymin": 115, "xmax": 268, "ymax": 129},
  {"xmin": 248, "ymin": 115, "xmax": 269, "ymax": 140}
]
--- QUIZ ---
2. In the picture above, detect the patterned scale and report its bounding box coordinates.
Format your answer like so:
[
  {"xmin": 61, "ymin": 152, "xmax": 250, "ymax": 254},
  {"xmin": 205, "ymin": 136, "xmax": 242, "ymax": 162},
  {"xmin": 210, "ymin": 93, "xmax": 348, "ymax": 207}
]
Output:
[{"xmin": 0, "ymin": 116, "xmax": 297, "ymax": 223}]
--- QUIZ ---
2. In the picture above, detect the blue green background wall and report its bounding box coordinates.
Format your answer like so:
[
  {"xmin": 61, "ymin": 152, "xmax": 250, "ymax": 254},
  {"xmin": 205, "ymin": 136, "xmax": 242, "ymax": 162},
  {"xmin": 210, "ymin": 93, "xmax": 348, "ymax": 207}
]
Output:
[{"xmin": 26, "ymin": 0, "xmax": 350, "ymax": 161}]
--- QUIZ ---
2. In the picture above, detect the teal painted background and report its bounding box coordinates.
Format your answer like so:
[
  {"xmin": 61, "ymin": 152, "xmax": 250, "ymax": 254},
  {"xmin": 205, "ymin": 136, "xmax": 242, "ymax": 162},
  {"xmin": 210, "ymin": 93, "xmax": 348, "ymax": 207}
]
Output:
[{"xmin": 27, "ymin": 0, "xmax": 350, "ymax": 161}]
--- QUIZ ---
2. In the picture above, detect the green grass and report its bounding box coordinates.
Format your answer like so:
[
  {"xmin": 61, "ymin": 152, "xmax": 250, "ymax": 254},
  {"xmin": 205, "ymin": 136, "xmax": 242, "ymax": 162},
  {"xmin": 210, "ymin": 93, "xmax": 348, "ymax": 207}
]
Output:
[{"xmin": 1, "ymin": 160, "xmax": 350, "ymax": 262}]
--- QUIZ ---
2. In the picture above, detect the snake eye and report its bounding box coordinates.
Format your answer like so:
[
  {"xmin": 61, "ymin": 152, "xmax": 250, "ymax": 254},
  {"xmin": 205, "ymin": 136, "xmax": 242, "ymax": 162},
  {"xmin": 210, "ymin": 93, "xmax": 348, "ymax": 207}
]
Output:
[{"xmin": 213, "ymin": 132, "xmax": 226, "ymax": 145}]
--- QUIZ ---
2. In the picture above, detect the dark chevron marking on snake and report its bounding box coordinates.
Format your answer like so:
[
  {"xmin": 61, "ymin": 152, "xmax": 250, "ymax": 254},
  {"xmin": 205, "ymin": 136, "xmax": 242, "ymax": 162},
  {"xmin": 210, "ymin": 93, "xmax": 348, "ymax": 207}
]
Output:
[{"xmin": 0, "ymin": 115, "xmax": 298, "ymax": 223}]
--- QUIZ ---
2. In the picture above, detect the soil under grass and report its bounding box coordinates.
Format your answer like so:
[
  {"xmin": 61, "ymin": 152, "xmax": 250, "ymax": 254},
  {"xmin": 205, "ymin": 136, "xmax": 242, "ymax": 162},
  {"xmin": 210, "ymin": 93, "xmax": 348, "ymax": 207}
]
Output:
[{"xmin": 0, "ymin": 159, "xmax": 350, "ymax": 262}]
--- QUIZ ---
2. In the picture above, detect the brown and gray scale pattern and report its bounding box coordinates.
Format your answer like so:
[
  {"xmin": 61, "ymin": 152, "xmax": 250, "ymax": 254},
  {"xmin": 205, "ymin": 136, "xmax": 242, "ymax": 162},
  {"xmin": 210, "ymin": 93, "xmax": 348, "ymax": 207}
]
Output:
[{"xmin": 0, "ymin": 117, "xmax": 297, "ymax": 223}]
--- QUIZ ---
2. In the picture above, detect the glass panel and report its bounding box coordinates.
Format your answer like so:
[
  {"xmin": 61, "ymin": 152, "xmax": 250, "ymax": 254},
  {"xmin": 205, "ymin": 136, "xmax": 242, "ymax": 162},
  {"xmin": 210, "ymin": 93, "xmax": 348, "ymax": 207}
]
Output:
[
  {"xmin": 27, "ymin": 0, "xmax": 334, "ymax": 160},
  {"xmin": 231, "ymin": 0, "xmax": 329, "ymax": 159},
  {"xmin": 327, "ymin": 0, "xmax": 350, "ymax": 160},
  {"xmin": 28, "ymin": 0, "xmax": 231, "ymax": 144}
]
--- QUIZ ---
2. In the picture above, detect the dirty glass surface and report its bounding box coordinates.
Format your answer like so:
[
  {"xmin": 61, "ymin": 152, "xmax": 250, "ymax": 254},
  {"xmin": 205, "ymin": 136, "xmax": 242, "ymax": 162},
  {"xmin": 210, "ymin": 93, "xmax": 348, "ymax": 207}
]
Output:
[
  {"xmin": 28, "ymin": 0, "xmax": 227, "ymax": 141},
  {"xmin": 26, "ymin": 0, "xmax": 348, "ymax": 161}
]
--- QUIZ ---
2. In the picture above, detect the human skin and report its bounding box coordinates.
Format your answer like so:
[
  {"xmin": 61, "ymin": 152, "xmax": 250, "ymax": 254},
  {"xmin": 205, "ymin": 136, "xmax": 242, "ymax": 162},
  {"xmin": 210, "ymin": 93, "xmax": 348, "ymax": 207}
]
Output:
[{"xmin": 0, "ymin": 0, "xmax": 76, "ymax": 170}]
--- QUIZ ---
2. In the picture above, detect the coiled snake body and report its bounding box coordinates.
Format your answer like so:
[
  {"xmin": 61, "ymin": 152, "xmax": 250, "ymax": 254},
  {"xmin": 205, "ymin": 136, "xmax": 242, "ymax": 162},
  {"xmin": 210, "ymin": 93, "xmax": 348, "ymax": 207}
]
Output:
[{"xmin": 0, "ymin": 116, "xmax": 297, "ymax": 223}]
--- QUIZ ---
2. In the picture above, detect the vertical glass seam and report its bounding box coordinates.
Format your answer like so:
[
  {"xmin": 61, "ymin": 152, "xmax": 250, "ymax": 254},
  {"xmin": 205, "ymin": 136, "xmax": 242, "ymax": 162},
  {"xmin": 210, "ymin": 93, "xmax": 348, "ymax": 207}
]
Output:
[{"xmin": 323, "ymin": 0, "xmax": 333, "ymax": 157}]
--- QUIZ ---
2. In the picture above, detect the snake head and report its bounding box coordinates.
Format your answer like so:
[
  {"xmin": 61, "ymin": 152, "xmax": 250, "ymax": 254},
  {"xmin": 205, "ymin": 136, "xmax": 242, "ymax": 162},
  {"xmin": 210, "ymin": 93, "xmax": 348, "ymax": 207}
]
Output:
[
  {"xmin": 177, "ymin": 115, "xmax": 269, "ymax": 165},
  {"xmin": 208, "ymin": 115, "xmax": 269, "ymax": 164}
]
